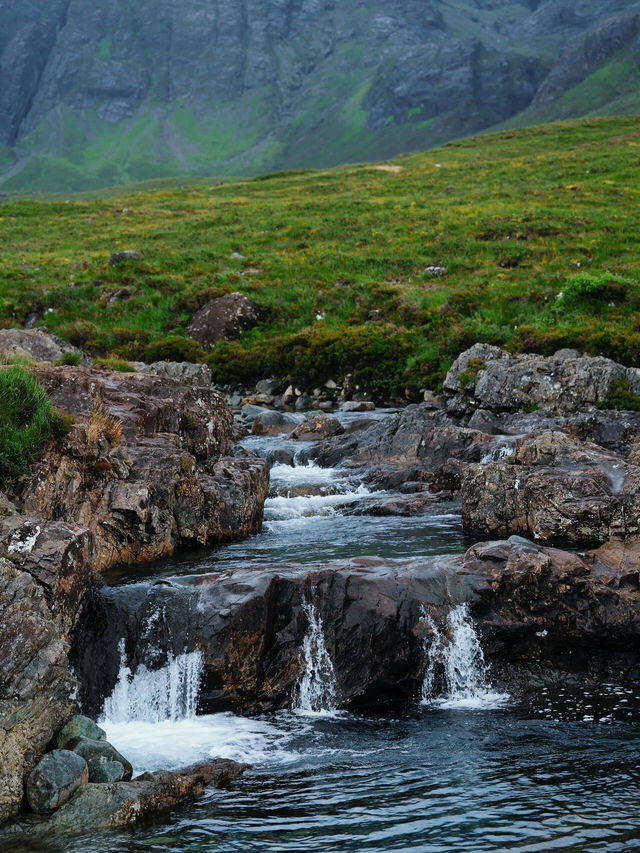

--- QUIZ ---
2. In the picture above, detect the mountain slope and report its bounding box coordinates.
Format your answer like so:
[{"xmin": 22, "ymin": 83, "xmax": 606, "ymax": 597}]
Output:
[{"xmin": 1, "ymin": 0, "xmax": 640, "ymax": 191}]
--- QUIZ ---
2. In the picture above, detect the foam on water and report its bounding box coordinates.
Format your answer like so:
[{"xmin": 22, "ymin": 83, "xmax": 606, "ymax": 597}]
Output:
[
  {"xmin": 270, "ymin": 460, "xmax": 340, "ymax": 487},
  {"xmin": 265, "ymin": 483, "xmax": 373, "ymax": 520},
  {"xmin": 421, "ymin": 604, "xmax": 509, "ymax": 710},
  {"xmin": 293, "ymin": 598, "xmax": 338, "ymax": 716}
]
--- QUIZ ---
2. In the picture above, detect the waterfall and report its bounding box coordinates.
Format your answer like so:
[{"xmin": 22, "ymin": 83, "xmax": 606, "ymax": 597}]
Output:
[
  {"xmin": 421, "ymin": 604, "xmax": 509, "ymax": 709},
  {"xmin": 480, "ymin": 442, "xmax": 515, "ymax": 464},
  {"xmin": 293, "ymin": 599, "xmax": 338, "ymax": 714},
  {"xmin": 101, "ymin": 639, "xmax": 203, "ymax": 724}
]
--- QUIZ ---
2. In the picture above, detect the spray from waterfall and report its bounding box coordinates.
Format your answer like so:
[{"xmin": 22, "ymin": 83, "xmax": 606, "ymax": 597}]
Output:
[
  {"xmin": 101, "ymin": 639, "xmax": 203, "ymax": 724},
  {"xmin": 293, "ymin": 598, "xmax": 338, "ymax": 715},
  {"xmin": 421, "ymin": 604, "xmax": 509, "ymax": 709}
]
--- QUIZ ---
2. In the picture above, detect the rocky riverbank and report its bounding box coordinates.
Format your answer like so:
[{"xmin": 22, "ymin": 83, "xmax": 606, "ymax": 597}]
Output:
[{"xmin": 3, "ymin": 338, "xmax": 640, "ymax": 835}]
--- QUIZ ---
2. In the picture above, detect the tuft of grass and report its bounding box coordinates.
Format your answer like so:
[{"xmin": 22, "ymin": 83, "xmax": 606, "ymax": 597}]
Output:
[
  {"xmin": 87, "ymin": 404, "xmax": 122, "ymax": 445},
  {"xmin": 598, "ymin": 378, "xmax": 640, "ymax": 412},
  {"xmin": 0, "ymin": 367, "xmax": 71, "ymax": 487},
  {"xmin": 55, "ymin": 351, "xmax": 83, "ymax": 366}
]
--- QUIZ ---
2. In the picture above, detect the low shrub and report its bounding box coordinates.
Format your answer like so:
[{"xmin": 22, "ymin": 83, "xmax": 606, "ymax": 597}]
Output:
[
  {"xmin": 55, "ymin": 351, "xmax": 82, "ymax": 366},
  {"xmin": 599, "ymin": 379, "xmax": 640, "ymax": 412},
  {"xmin": 145, "ymin": 335, "xmax": 206, "ymax": 364},
  {"xmin": 0, "ymin": 367, "xmax": 71, "ymax": 487}
]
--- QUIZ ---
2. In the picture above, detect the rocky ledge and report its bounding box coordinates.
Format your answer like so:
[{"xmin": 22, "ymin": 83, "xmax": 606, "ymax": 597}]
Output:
[
  {"xmin": 0, "ymin": 354, "xmax": 268, "ymax": 825},
  {"xmin": 76, "ymin": 536, "xmax": 640, "ymax": 715}
]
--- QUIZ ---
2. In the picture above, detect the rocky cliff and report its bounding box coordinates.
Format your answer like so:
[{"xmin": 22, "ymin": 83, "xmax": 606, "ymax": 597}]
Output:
[{"xmin": 1, "ymin": 0, "xmax": 640, "ymax": 191}]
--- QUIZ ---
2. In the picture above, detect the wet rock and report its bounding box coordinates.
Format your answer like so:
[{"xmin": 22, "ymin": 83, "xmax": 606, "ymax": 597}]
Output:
[
  {"xmin": 0, "ymin": 328, "xmax": 86, "ymax": 364},
  {"xmin": 26, "ymin": 750, "xmax": 88, "ymax": 814},
  {"xmin": 295, "ymin": 394, "xmax": 311, "ymax": 412},
  {"xmin": 251, "ymin": 410, "xmax": 297, "ymax": 435},
  {"xmin": 289, "ymin": 414, "xmax": 344, "ymax": 441},
  {"xmin": 139, "ymin": 360, "xmax": 212, "ymax": 387},
  {"xmin": 242, "ymin": 393, "xmax": 275, "ymax": 407},
  {"xmin": 55, "ymin": 716, "xmax": 106, "ymax": 750},
  {"xmin": 75, "ymin": 539, "xmax": 640, "ymax": 716},
  {"xmin": 64, "ymin": 737, "xmax": 132, "ymax": 783},
  {"xmin": 339, "ymin": 400, "xmax": 376, "ymax": 412},
  {"xmin": 444, "ymin": 345, "xmax": 640, "ymax": 414},
  {"xmin": 1, "ymin": 761, "xmax": 247, "ymax": 836},
  {"xmin": 186, "ymin": 293, "xmax": 262, "ymax": 346},
  {"xmin": 256, "ymin": 378, "xmax": 283, "ymax": 395}
]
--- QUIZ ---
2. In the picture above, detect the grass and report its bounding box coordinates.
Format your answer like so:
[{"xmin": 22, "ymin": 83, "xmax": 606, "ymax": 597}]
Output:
[
  {"xmin": 1, "ymin": 115, "xmax": 640, "ymax": 397},
  {"xmin": 0, "ymin": 367, "xmax": 71, "ymax": 487}
]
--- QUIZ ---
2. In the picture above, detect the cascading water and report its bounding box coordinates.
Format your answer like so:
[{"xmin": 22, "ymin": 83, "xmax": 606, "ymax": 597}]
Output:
[
  {"xmin": 101, "ymin": 639, "xmax": 203, "ymax": 724},
  {"xmin": 293, "ymin": 598, "xmax": 338, "ymax": 714},
  {"xmin": 421, "ymin": 604, "xmax": 509, "ymax": 709}
]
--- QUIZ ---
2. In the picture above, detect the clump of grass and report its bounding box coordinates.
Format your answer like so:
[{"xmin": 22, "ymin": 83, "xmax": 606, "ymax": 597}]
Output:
[
  {"xmin": 87, "ymin": 403, "xmax": 122, "ymax": 445},
  {"xmin": 94, "ymin": 357, "xmax": 136, "ymax": 372},
  {"xmin": 55, "ymin": 350, "xmax": 83, "ymax": 366},
  {"xmin": 145, "ymin": 336, "xmax": 206, "ymax": 364},
  {"xmin": 598, "ymin": 378, "xmax": 640, "ymax": 412},
  {"xmin": 458, "ymin": 358, "xmax": 486, "ymax": 388},
  {"xmin": 0, "ymin": 366, "xmax": 71, "ymax": 487}
]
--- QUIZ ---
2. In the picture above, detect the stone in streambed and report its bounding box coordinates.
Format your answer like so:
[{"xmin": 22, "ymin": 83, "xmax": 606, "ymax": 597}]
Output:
[
  {"xmin": 63, "ymin": 736, "xmax": 132, "ymax": 783},
  {"xmin": 26, "ymin": 751, "xmax": 89, "ymax": 814},
  {"xmin": 55, "ymin": 716, "xmax": 106, "ymax": 749},
  {"xmin": 288, "ymin": 414, "xmax": 344, "ymax": 440}
]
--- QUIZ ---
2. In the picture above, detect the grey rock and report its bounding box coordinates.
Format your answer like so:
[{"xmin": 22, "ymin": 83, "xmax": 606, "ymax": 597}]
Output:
[
  {"xmin": 140, "ymin": 360, "xmax": 212, "ymax": 387},
  {"xmin": 0, "ymin": 328, "xmax": 86, "ymax": 365},
  {"xmin": 251, "ymin": 410, "xmax": 297, "ymax": 435},
  {"xmin": 288, "ymin": 414, "xmax": 344, "ymax": 441},
  {"xmin": 108, "ymin": 250, "xmax": 143, "ymax": 265},
  {"xmin": 64, "ymin": 736, "xmax": 132, "ymax": 783},
  {"xmin": 295, "ymin": 394, "xmax": 311, "ymax": 412},
  {"xmin": 339, "ymin": 400, "xmax": 375, "ymax": 412},
  {"xmin": 55, "ymin": 716, "xmax": 106, "ymax": 750},
  {"xmin": 256, "ymin": 378, "xmax": 282, "ymax": 395},
  {"xmin": 26, "ymin": 750, "xmax": 88, "ymax": 814},
  {"xmin": 187, "ymin": 293, "xmax": 262, "ymax": 346}
]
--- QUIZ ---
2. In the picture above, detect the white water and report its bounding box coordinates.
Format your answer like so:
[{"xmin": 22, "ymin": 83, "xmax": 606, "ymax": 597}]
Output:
[
  {"xmin": 294, "ymin": 599, "xmax": 338, "ymax": 716},
  {"xmin": 265, "ymin": 483, "xmax": 374, "ymax": 520},
  {"xmin": 421, "ymin": 605, "xmax": 509, "ymax": 710},
  {"xmin": 480, "ymin": 442, "xmax": 516, "ymax": 464},
  {"xmin": 101, "ymin": 640, "xmax": 203, "ymax": 723}
]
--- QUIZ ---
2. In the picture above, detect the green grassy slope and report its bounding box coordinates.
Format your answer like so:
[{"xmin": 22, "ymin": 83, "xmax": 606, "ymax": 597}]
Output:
[{"xmin": 1, "ymin": 116, "xmax": 639, "ymax": 397}]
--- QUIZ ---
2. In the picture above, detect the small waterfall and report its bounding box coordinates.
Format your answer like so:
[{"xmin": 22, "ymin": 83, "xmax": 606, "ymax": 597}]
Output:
[
  {"xmin": 421, "ymin": 604, "xmax": 508, "ymax": 709},
  {"xmin": 293, "ymin": 599, "xmax": 337, "ymax": 714},
  {"xmin": 101, "ymin": 639, "xmax": 203, "ymax": 723},
  {"xmin": 480, "ymin": 442, "xmax": 515, "ymax": 464}
]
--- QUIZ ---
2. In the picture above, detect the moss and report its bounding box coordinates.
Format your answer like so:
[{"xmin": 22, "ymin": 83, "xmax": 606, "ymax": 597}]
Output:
[
  {"xmin": 458, "ymin": 358, "xmax": 486, "ymax": 388},
  {"xmin": 145, "ymin": 336, "xmax": 206, "ymax": 364}
]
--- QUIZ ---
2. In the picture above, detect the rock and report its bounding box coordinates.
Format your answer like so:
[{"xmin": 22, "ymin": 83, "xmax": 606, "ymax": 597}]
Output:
[
  {"xmin": 256, "ymin": 378, "xmax": 282, "ymax": 395},
  {"xmin": 467, "ymin": 408, "xmax": 501, "ymax": 434},
  {"xmin": 240, "ymin": 403, "xmax": 274, "ymax": 422},
  {"xmin": 75, "ymin": 539, "xmax": 640, "ymax": 717},
  {"xmin": 0, "ymin": 329, "xmax": 86, "ymax": 365},
  {"xmin": 64, "ymin": 737, "xmax": 132, "ymax": 783},
  {"xmin": 186, "ymin": 293, "xmax": 262, "ymax": 346},
  {"xmin": 288, "ymin": 414, "xmax": 345, "ymax": 441},
  {"xmin": 251, "ymin": 410, "xmax": 297, "ymax": 436},
  {"xmin": 1, "ymin": 761, "xmax": 247, "ymax": 837},
  {"xmin": 444, "ymin": 345, "xmax": 640, "ymax": 414},
  {"xmin": 26, "ymin": 751, "xmax": 88, "ymax": 814},
  {"xmin": 318, "ymin": 401, "xmax": 336, "ymax": 413},
  {"xmin": 23, "ymin": 312, "xmax": 41, "ymax": 329},
  {"xmin": 324, "ymin": 380, "xmax": 338, "ymax": 390},
  {"xmin": 241, "ymin": 393, "xmax": 275, "ymax": 407},
  {"xmin": 295, "ymin": 394, "xmax": 310, "ymax": 412},
  {"xmin": 55, "ymin": 716, "xmax": 106, "ymax": 750},
  {"xmin": 108, "ymin": 250, "xmax": 143, "ymax": 265},
  {"xmin": 140, "ymin": 361, "xmax": 212, "ymax": 387},
  {"xmin": 339, "ymin": 401, "xmax": 375, "ymax": 412}
]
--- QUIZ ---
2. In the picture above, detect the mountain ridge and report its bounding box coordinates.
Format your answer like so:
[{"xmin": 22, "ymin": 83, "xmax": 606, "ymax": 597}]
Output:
[{"xmin": 1, "ymin": 0, "xmax": 640, "ymax": 191}]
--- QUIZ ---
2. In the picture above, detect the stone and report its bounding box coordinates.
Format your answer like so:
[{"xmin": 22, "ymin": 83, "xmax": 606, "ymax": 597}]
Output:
[
  {"xmin": 109, "ymin": 250, "xmax": 143, "ymax": 265},
  {"xmin": 64, "ymin": 737, "xmax": 132, "ymax": 783},
  {"xmin": 55, "ymin": 716, "xmax": 106, "ymax": 750},
  {"xmin": 0, "ymin": 329, "xmax": 86, "ymax": 365},
  {"xmin": 295, "ymin": 394, "xmax": 311, "ymax": 412},
  {"xmin": 256, "ymin": 378, "xmax": 282, "ymax": 395},
  {"xmin": 1, "ymin": 761, "xmax": 247, "ymax": 837},
  {"xmin": 186, "ymin": 293, "xmax": 261, "ymax": 346},
  {"xmin": 251, "ymin": 411, "xmax": 297, "ymax": 436},
  {"xmin": 140, "ymin": 361, "xmax": 212, "ymax": 387},
  {"xmin": 339, "ymin": 400, "xmax": 375, "ymax": 412},
  {"xmin": 26, "ymin": 751, "xmax": 89, "ymax": 814},
  {"xmin": 288, "ymin": 414, "xmax": 345, "ymax": 441},
  {"xmin": 444, "ymin": 345, "xmax": 639, "ymax": 414}
]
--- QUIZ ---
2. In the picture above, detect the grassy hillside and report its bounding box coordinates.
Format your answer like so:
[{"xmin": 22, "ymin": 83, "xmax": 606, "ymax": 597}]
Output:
[{"xmin": 1, "ymin": 116, "xmax": 640, "ymax": 398}]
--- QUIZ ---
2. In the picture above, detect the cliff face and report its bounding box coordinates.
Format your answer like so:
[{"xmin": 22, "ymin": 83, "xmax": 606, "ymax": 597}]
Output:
[{"xmin": 1, "ymin": 0, "xmax": 640, "ymax": 191}]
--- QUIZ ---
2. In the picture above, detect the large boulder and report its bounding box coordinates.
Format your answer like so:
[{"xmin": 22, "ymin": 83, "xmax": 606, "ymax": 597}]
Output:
[
  {"xmin": 0, "ymin": 329, "xmax": 86, "ymax": 364},
  {"xmin": 186, "ymin": 293, "xmax": 262, "ymax": 346},
  {"xmin": 139, "ymin": 360, "xmax": 212, "ymax": 387},
  {"xmin": 26, "ymin": 750, "xmax": 88, "ymax": 814},
  {"xmin": 288, "ymin": 414, "xmax": 345, "ymax": 441},
  {"xmin": 55, "ymin": 716, "xmax": 106, "ymax": 749},
  {"xmin": 444, "ymin": 345, "xmax": 640, "ymax": 414}
]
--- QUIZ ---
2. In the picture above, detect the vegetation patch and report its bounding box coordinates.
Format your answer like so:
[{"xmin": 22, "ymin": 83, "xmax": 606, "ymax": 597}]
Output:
[
  {"xmin": 0, "ymin": 367, "xmax": 71, "ymax": 487},
  {"xmin": 598, "ymin": 379, "xmax": 640, "ymax": 412}
]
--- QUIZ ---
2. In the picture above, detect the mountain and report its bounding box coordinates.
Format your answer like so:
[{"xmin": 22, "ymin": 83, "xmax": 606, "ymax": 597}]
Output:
[{"xmin": 1, "ymin": 0, "xmax": 640, "ymax": 191}]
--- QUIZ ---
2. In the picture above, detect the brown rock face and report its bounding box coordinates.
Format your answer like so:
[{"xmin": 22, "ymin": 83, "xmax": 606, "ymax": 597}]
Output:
[
  {"xmin": 186, "ymin": 293, "xmax": 262, "ymax": 346},
  {"xmin": 0, "ymin": 364, "xmax": 268, "ymax": 825},
  {"xmin": 15, "ymin": 366, "xmax": 269, "ymax": 570},
  {"xmin": 0, "ymin": 328, "xmax": 86, "ymax": 364}
]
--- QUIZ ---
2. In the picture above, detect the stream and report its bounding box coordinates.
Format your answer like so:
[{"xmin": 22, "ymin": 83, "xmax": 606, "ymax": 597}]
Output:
[{"xmin": 18, "ymin": 411, "xmax": 640, "ymax": 852}]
